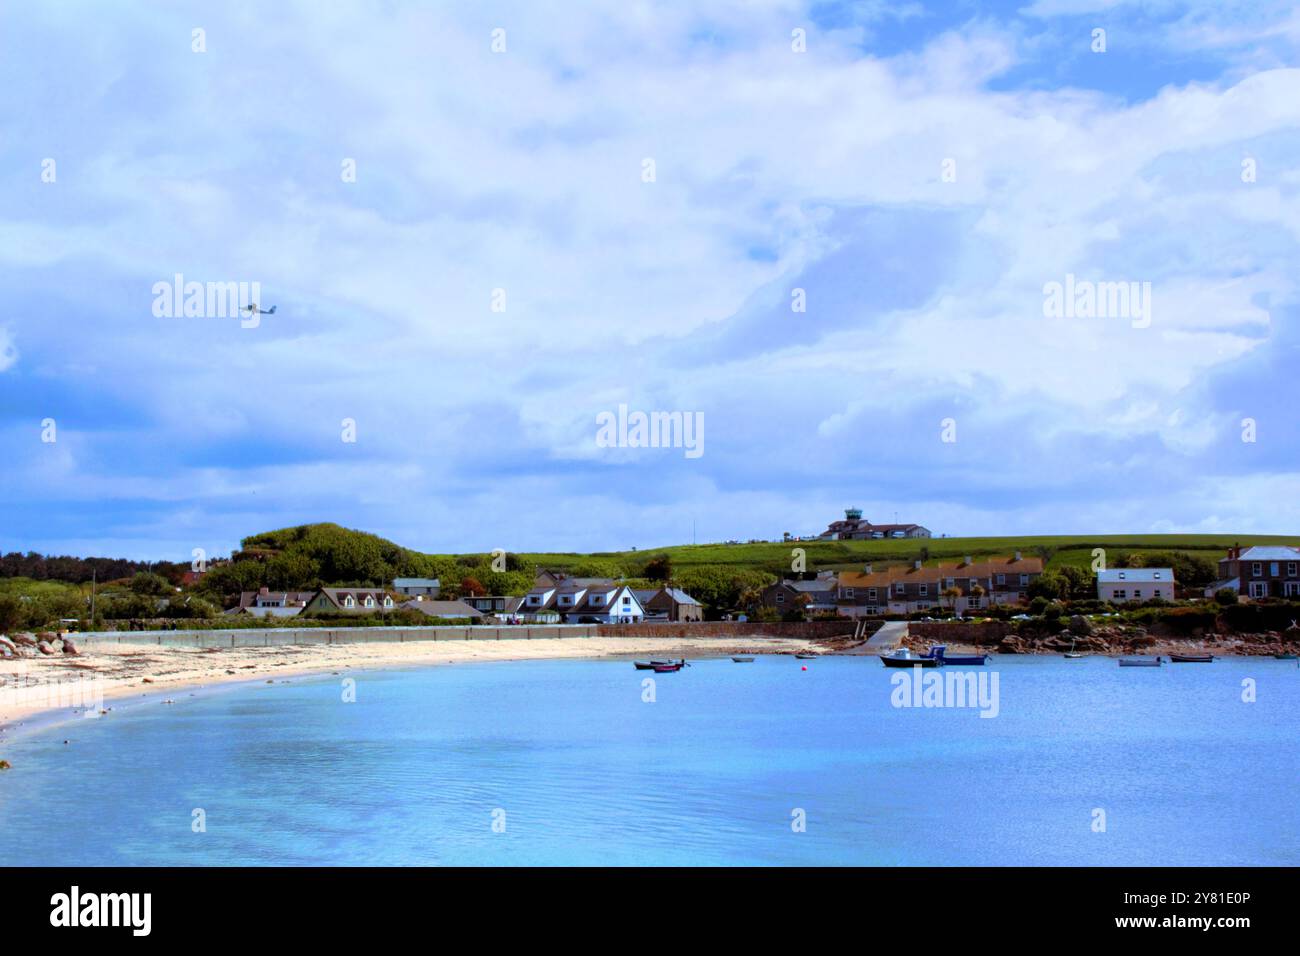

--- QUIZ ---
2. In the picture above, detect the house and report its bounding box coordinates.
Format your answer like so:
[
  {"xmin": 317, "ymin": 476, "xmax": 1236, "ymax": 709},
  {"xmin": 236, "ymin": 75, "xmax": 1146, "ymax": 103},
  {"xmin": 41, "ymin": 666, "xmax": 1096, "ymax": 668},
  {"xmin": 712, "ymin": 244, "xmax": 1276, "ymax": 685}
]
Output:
[
  {"xmin": 304, "ymin": 588, "xmax": 398, "ymax": 614},
  {"xmin": 1097, "ymin": 568, "xmax": 1176, "ymax": 603},
  {"xmin": 462, "ymin": 595, "xmax": 524, "ymax": 617},
  {"xmin": 818, "ymin": 508, "xmax": 931, "ymax": 540},
  {"xmin": 1209, "ymin": 546, "xmax": 1300, "ymax": 599},
  {"xmin": 518, "ymin": 577, "xmax": 646, "ymax": 623},
  {"xmin": 392, "ymin": 577, "xmax": 441, "ymax": 598},
  {"xmin": 633, "ymin": 587, "xmax": 703, "ymax": 622},
  {"xmin": 232, "ymin": 587, "xmax": 315, "ymax": 618},
  {"xmin": 759, "ymin": 578, "xmax": 838, "ymax": 617},
  {"xmin": 400, "ymin": 599, "xmax": 484, "ymax": 620},
  {"xmin": 836, "ymin": 554, "xmax": 1043, "ymax": 616}
]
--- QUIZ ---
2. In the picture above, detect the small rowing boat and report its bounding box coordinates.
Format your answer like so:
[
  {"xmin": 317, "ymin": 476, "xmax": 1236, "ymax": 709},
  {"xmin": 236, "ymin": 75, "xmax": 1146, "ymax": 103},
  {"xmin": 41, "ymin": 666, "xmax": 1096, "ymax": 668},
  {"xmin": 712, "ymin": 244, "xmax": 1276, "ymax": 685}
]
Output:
[
  {"xmin": 794, "ymin": 653, "xmax": 817, "ymax": 660},
  {"xmin": 633, "ymin": 659, "xmax": 676, "ymax": 670},
  {"xmin": 1274, "ymin": 653, "xmax": 1297, "ymax": 660},
  {"xmin": 1119, "ymin": 657, "xmax": 1163, "ymax": 667},
  {"xmin": 650, "ymin": 659, "xmax": 690, "ymax": 673},
  {"xmin": 731, "ymin": 656, "xmax": 754, "ymax": 663},
  {"xmin": 1169, "ymin": 654, "xmax": 1214, "ymax": 663}
]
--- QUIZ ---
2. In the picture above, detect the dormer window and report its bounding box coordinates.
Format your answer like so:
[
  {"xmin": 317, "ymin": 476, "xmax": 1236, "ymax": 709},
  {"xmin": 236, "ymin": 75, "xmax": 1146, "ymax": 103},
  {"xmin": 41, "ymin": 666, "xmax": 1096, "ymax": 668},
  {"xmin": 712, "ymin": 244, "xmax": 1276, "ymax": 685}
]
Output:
[
  {"xmin": 364, "ymin": 596, "xmax": 375, "ymax": 608},
  {"xmin": 1152, "ymin": 572, "xmax": 1161, "ymax": 580},
  {"xmin": 383, "ymin": 597, "xmax": 393, "ymax": 607},
  {"xmin": 529, "ymin": 595, "xmax": 541, "ymax": 604},
  {"xmin": 1118, "ymin": 572, "xmax": 1126, "ymax": 580},
  {"xmin": 344, "ymin": 596, "xmax": 355, "ymax": 608},
  {"xmin": 591, "ymin": 595, "xmax": 603, "ymax": 605}
]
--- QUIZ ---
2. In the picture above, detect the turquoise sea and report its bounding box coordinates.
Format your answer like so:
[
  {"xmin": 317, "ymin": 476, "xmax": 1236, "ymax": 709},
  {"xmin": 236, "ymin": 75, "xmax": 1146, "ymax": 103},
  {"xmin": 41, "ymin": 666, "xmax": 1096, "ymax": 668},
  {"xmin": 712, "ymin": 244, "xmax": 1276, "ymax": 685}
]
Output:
[{"xmin": 0, "ymin": 655, "xmax": 1296, "ymax": 866}]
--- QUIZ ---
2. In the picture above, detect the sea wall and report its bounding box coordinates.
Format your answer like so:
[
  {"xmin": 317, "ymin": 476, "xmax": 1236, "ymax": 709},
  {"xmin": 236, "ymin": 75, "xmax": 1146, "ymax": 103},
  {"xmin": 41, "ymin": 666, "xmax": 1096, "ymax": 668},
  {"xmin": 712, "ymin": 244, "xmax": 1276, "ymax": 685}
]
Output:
[{"xmin": 71, "ymin": 619, "xmax": 870, "ymax": 649}]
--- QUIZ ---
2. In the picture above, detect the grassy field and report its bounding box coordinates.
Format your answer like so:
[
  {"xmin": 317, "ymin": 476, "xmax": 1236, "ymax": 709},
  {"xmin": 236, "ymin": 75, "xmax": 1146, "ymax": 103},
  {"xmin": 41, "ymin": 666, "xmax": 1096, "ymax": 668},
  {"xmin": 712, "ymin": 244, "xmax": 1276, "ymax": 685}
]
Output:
[{"xmin": 511, "ymin": 534, "xmax": 1300, "ymax": 575}]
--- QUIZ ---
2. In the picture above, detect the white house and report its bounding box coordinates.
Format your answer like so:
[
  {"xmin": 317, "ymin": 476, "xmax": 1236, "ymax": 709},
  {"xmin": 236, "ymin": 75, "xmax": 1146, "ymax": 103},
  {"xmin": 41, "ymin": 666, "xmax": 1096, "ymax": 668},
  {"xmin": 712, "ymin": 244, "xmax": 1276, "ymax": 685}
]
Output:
[
  {"xmin": 518, "ymin": 577, "xmax": 645, "ymax": 623},
  {"xmin": 1097, "ymin": 568, "xmax": 1176, "ymax": 603}
]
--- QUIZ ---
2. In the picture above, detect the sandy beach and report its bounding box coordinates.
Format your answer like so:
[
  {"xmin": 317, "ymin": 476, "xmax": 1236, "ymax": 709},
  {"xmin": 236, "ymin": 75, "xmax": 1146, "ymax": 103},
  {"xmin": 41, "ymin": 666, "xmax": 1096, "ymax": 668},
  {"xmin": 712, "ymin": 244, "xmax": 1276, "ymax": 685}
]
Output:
[{"xmin": 0, "ymin": 635, "xmax": 814, "ymax": 731}]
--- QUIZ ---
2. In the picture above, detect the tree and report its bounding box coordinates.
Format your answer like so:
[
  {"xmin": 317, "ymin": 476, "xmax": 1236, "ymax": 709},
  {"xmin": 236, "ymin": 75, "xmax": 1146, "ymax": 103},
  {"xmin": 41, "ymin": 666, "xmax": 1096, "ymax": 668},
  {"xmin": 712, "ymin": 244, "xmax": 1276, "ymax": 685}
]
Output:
[
  {"xmin": 129, "ymin": 572, "xmax": 172, "ymax": 597},
  {"xmin": 643, "ymin": 554, "xmax": 673, "ymax": 582},
  {"xmin": 0, "ymin": 593, "xmax": 22, "ymax": 631},
  {"xmin": 1215, "ymin": 587, "xmax": 1238, "ymax": 606},
  {"xmin": 942, "ymin": 586, "xmax": 963, "ymax": 614},
  {"xmin": 460, "ymin": 577, "xmax": 486, "ymax": 597}
]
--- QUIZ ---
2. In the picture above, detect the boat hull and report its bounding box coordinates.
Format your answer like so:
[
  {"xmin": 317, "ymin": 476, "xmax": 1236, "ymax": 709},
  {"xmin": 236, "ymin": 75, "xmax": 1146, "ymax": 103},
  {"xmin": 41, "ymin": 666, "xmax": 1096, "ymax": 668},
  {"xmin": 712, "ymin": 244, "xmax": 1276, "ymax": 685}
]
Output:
[
  {"xmin": 1119, "ymin": 658, "xmax": 1162, "ymax": 667},
  {"xmin": 880, "ymin": 656, "xmax": 940, "ymax": 668},
  {"xmin": 1169, "ymin": 654, "xmax": 1214, "ymax": 663}
]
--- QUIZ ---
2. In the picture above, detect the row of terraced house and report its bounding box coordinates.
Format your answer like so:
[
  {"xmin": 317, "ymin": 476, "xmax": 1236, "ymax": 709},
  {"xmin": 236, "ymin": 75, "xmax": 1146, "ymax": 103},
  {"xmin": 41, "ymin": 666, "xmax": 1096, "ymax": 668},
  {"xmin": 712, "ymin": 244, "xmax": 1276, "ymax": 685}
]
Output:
[{"xmin": 762, "ymin": 552, "xmax": 1045, "ymax": 618}]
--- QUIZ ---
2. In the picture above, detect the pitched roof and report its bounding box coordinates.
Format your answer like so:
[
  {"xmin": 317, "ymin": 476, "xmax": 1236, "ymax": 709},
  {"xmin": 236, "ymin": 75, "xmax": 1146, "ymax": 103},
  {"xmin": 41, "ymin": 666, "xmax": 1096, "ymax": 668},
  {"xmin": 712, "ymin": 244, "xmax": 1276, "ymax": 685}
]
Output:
[
  {"xmin": 1098, "ymin": 568, "xmax": 1175, "ymax": 584},
  {"xmin": 393, "ymin": 577, "xmax": 440, "ymax": 588},
  {"xmin": 838, "ymin": 556, "xmax": 1044, "ymax": 589},
  {"xmin": 400, "ymin": 599, "xmax": 483, "ymax": 618},
  {"xmin": 1234, "ymin": 547, "xmax": 1300, "ymax": 561}
]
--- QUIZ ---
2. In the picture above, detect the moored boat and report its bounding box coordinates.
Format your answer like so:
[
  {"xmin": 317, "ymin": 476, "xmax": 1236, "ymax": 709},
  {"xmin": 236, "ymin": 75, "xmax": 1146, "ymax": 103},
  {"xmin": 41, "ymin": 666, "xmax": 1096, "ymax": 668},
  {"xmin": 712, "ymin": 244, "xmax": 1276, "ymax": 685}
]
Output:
[
  {"xmin": 1119, "ymin": 657, "xmax": 1163, "ymax": 667},
  {"xmin": 731, "ymin": 656, "xmax": 754, "ymax": 663},
  {"xmin": 1063, "ymin": 638, "xmax": 1087, "ymax": 659},
  {"xmin": 794, "ymin": 653, "xmax": 817, "ymax": 660},
  {"xmin": 650, "ymin": 659, "xmax": 690, "ymax": 673},
  {"xmin": 880, "ymin": 648, "xmax": 940, "ymax": 668},
  {"xmin": 633, "ymin": 661, "xmax": 656, "ymax": 670},
  {"xmin": 1274, "ymin": 653, "xmax": 1297, "ymax": 660},
  {"xmin": 1169, "ymin": 654, "xmax": 1214, "ymax": 663},
  {"xmin": 923, "ymin": 645, "xmax": 988, "ymax": 665}
]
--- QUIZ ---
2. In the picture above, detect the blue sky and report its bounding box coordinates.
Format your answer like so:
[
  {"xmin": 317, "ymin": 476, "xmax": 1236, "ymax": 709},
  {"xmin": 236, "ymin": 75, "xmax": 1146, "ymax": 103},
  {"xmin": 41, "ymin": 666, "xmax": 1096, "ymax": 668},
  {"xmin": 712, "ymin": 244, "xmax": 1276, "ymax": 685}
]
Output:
[{"xmin": 1, "ymin": 0, "xmax": 1298, "ymax": 559}]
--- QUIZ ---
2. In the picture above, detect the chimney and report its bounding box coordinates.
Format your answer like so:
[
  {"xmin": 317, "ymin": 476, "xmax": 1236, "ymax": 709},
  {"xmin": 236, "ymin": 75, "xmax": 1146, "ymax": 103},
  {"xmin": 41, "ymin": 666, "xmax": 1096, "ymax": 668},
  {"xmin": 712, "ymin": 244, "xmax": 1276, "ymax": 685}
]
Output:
[
  {"xmin": 259, "ymin": 586, "xmax": 269, "ymax": 595},
  {"xmin": 863, "ymin": 563, "xmax": 872, "ymax": 575},
  {"xmin": 964, "ymin": 555, "xmax": 972, "ymax": 566},
  {"xmin": 913, "ymin": 560, "xmax": 922, "ymax": 570},
  {"xmin": 1014, "ymin": 551, "xmax": 1022, "ymax": 561}
]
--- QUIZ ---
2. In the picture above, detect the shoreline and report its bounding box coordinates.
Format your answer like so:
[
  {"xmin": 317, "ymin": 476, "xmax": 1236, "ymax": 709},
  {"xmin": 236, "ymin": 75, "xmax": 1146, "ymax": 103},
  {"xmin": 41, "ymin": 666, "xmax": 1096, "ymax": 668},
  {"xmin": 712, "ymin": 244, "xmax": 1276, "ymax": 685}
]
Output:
[{"xmin": 0, "ymin": 635, "xmax": 813, "ymax": 737}]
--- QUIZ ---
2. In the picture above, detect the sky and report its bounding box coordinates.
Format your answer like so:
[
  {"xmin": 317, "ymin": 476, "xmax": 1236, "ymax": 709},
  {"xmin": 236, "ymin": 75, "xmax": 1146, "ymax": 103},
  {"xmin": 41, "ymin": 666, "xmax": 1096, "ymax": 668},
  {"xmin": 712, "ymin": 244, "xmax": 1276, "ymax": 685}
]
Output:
[{"xmin": 1, "ymin": 0, "xmax": 1298, "ymax": 560}]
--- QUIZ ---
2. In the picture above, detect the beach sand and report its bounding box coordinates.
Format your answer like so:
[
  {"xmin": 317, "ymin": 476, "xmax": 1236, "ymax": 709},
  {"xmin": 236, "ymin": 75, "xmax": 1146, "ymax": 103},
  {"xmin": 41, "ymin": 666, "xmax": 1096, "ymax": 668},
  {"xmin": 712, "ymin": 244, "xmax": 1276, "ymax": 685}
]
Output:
[{"xmin": 0, "ymin": 635, "xmax": 813, "ymax": 730}]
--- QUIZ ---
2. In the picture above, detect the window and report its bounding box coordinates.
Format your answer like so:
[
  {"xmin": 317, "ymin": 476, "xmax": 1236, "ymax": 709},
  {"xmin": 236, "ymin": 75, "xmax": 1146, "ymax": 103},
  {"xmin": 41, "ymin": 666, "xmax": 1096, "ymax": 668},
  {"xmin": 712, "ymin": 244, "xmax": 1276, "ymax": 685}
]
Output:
[
  {"xmin": 1252, "ymin": 562, "xmax": 1262, "ymax": 576},
  {"xmin": 1020, "ymin": 574, "xmax": 1028, "ymax": 586},
  {"xmin": 1288, "ymin": 563, "xmax": 1297, "ymax": 577},
  {"xmin": 970, "ymin": 579, "xmax": 978, "ymax": 590},
  {"xmin": 344, "ymin": 596, "xmax": 355, "ymax": 608},
  {"xmin": 364, "ymin": 596, "xmax": 375, "ymax": 608},
  {"xmin": 591, "ymin": 595, "xmax": 603, "ymax": 605},
  {"xmin": 383, "ymin": 597, "xmax": 393, "ymax": 608},
  {"xmin": 917, "ymin": 602, "xmax": 930, "ymax": 610},
  {"xmin": 1152, "ymin": 589, "xmax": 1162, "ymax": 599},
  {"xmin": 529, "ymin": 595, "xmax": 541, "ymax": 604},
  {"xmin": 996, "ymin": 574, "xmax": 1006, "ymax": 585},
  {"xmin": 1113, "ymin": 589, "xmax": 1126, "ymax": 600},
  {"xmin": 968, "ymin": 598, "xmax": 981, "ymax": 609},
  {"xmin": 844, "ymin": 588, "xmax": 854, "ymax": 598},
  {"xmin": 945, "ymin": 578, "xmax": 954, "ymax": 589},
  {"xmin": 1285, "ymin": 583, "xmax": 1300, "ymax": 597},
  {"xmin": 1132, "ymin": 589, "xmax": 1142, "ymax": 599},
  {"xmin": 867, "ymin": 588, "xmax": 877, "ymax": 601},
  {"xmin": 919, "ymin": 584, "xmax": 928, "ymax": 597},
  {"xmin": 1250, "ymin": 582, "xmax": 1268, "ymax": 598},
  {"xmin": 622, "ymin": 596, "xmax": 631, "ymax": 604},
  {"xmin": 1118, "ymin": 571, "xmax": 1126, "ymax": 580},
  {"xmin": 776, "ymin": 593, "xmax": 785, "ymax": 604},
  {"xmin": 560, "ymin": 595, "xmax": 572, "ymax": 604},
  {"xmin": 896, "ymin": 584, "xmax": 906, "ymax": 596},
  {"xmin": 1152, "ymin": 571, "xmax": 1162, "ymax": 580},
  {"xmin": 1270, "ymin": 562, "xmax": 1280, "ymax": 576}
]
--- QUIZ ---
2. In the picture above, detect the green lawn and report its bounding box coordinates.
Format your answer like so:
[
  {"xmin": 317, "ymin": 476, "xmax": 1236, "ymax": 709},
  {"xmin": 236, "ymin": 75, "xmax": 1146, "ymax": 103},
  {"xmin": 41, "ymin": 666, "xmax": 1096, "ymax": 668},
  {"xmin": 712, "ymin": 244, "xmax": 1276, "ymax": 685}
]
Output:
[{"xmin": 512, "ymin": 534, "xmax": 1300, "ymax": 575}]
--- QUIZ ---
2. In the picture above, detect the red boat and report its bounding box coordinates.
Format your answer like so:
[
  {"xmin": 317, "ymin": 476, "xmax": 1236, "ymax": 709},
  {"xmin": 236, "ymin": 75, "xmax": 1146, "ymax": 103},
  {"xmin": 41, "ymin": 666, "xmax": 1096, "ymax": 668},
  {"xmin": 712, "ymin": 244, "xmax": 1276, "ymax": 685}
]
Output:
[{"xmin": 651, "ymin": 659, "xmax": 689, "ymax": 673}]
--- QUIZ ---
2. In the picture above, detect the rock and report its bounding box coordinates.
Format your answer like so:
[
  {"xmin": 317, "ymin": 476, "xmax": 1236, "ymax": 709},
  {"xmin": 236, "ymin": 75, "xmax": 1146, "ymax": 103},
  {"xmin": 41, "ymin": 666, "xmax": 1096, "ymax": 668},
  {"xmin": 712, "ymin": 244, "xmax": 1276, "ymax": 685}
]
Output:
[
  {"xmin": 0, "ymin": 636, "xmax": 17, "ymax": 658},
  {"xmin": 37, "ymin": 641, "xmax": 56, "ymax": 656},
  {"xmin": 141, "ymin": 677, "xmax": 155, "ymax": 684},
  {"xmin": 61, "ymin": 636, "xmax": 80, "ymax": 656},
  {"xmin": 0, "ymin": 760, "xmax": 11, "ymax": 770},
  {"xmin": 1068, "ymin": 614, "xmax": 1092, "ymax": 635},
  {"xmin": 13, "ymin": 632, "xmax": 37, "ymax": 647}
]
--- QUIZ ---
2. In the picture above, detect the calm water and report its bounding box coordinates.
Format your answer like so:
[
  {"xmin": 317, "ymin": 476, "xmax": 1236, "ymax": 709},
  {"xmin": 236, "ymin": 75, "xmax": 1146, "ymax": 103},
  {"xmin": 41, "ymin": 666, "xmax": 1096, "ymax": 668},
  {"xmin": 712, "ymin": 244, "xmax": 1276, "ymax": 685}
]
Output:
[{"xmin": 0, "ymin": 656, "xmax": 1296, "ymax": 866}]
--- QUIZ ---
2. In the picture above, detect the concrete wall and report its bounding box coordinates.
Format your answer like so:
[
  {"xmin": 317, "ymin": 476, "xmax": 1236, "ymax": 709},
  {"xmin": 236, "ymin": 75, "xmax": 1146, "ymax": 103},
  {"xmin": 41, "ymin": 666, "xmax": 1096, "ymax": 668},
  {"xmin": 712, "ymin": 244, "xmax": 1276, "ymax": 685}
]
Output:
[{"xmin": 74, "ymin": 619, "xmax": 870, "ymax": 648}]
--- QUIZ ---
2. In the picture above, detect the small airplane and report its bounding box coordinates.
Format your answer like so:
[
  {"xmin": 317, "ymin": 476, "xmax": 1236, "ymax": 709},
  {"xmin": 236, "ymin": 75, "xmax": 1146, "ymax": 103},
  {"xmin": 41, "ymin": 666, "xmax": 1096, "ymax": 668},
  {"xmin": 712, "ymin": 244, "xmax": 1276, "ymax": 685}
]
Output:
[{"xmin": 241, "ymin": 303, "xmax": 277, "ymax": 315}]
